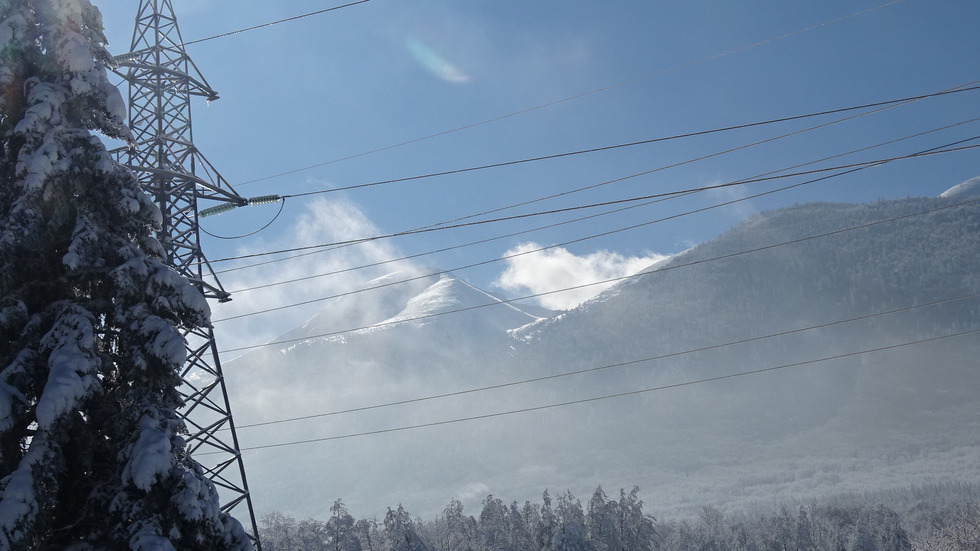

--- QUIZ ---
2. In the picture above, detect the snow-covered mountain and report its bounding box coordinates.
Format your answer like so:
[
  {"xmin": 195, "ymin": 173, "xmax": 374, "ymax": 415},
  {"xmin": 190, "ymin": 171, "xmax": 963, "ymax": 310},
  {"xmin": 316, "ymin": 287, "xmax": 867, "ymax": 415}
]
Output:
[
  {"xmin": 940, "ymin": 174, "xmax": 980, "ymax": 198},
  {"xmin": 249, "ymin": 268, "xmax": 552, "ymax": 384},
  {"xmin": 274, "ymin": 269, "xmax": 548, "ymax": 347},
  {"xmin": 224, "ymin": 189, "xmax": 980, "ymax": 522}
]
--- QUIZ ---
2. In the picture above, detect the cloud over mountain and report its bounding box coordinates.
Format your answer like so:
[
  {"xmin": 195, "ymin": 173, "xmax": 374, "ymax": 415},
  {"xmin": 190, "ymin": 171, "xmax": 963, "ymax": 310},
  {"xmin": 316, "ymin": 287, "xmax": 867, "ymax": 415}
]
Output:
[
  {"xmin": 493, "ymin": 242, "xmax": 668, "ymax": 309},
  {"xmin": 221, "ymin": 194, "xmax": 980, "ymax": 521}
]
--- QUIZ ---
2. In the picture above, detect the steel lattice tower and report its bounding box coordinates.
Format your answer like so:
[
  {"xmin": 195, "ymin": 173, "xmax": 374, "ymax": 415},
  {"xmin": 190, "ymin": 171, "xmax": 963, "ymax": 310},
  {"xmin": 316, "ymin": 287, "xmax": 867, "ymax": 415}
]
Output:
[{"xmin": 110, "ymin": 1, "xmax": 261, "ymax": 547}]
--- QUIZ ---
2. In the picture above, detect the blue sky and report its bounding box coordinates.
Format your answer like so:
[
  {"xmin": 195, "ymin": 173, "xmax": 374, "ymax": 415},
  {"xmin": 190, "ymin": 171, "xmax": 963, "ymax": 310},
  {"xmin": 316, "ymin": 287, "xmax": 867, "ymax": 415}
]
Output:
[
  {"xmin": 95, "ymin": 0, "xmax": 980, "ymax": 344},
  {"xmin": 87, "ymin": 0, "xmax": 980, "ymax": 521}
]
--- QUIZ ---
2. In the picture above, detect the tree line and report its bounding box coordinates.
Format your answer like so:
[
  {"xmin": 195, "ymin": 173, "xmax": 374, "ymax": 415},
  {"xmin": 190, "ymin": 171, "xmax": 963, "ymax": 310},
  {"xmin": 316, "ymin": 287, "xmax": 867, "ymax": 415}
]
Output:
[{"xmin": 256, "ymin": 487, "xmax": 979, "ymax": 551}]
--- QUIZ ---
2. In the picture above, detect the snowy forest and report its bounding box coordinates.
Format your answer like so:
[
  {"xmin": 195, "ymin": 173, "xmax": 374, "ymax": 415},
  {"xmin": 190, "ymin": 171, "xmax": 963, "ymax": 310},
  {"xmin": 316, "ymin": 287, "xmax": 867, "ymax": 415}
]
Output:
[{"xmin": 255, "ymin": 485, "xmax": 980, "ymax": 551}]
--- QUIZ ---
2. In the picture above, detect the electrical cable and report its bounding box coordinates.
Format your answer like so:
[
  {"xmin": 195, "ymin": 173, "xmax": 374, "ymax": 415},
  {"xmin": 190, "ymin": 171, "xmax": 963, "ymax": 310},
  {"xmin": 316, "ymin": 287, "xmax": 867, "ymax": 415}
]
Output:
[
  {"xmin": 211, "ymin": 147, "xmax": 980, "ymax": 441},
  {"xmin": 202, "ymin": 80, "xmax": 980, "ymax": 272},
  {"xmin": 230, "ymin": 292, "xmax": 980, "ymax": 430},
  {"xmin": 214, "ymin": 196, "xmax": 980, "ymax": 348},
  {"xmin": 181, "ymin": 1, "xmax": 372, "ymax": 46},
  {"xmin": 207, "ymin": 140, "xmax": 980, "ymax": 265},
  {"xmin": 411, "ymin": 95, "xmax": 980, "ymax": 233},
  {"xmin": 221, "ymin": 190, "xmax": 698, "ymax": 293},
  {"xmin": 234, "ymin": 0, "xmax": 909, "ymax": 188},
  {"xmin": 112, "ymin": 0, "xmax": 974, "ymax": 486},
  {"xmin": 207, "ymin": 97, "xmax": 980, "ymax": 273},
  {"xmin": 395, "ymin": 94, "xmax": 979, "ymax": 237},
  {"xmin": 222, "ymin": 115, "xmax": 980, "ymax": 293},
  {"xmin": 199, "ymin": 197, "xmax": 287, "ymax": 240},
  {"xmin": 212, "ymin": 153, "xmax": 980, "ymax": 324},
  {"xmin": 214, "ymin": 114, "xmax": 980, "ymax": 279},
  {"xmin": 277, "ymin": 85, "xmax": 980, "ymax": 201},
  {"xmin": 223, "ymin": 329, "xmax": 980, "ymax": 452}
]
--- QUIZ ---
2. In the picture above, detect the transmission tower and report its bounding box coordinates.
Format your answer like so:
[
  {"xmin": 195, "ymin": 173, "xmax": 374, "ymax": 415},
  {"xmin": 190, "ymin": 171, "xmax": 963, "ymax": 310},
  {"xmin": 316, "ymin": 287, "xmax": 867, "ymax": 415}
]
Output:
[{"xmin": 110, "ymin": 1, "xmax": 261, "ymax": 548}]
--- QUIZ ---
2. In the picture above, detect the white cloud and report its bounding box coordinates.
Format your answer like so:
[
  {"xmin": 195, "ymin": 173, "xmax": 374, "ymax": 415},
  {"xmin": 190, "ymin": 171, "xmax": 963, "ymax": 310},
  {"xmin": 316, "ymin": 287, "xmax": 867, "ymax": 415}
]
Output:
[
  {"xmin": 493, "ymin": 243, "xmax": 668, "ymax": 310},
  {"xmin": 456, "ymin": 481, "xmax": 491, "ymax": 502},
  {"xmin": 209, "ymin": 197, "xmax": 414, "ymax": 354},
  {"xmin": 705, "ymin": 178, "xmax": 758, "ymax": 220}
]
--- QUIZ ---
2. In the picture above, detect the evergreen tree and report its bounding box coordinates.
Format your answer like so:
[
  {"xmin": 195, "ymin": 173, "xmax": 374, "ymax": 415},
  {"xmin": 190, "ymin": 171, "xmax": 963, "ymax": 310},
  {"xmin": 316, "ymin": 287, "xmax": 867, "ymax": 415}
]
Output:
[{"xmin": 0, "ymin": 0, "xmax": 250, "ymax": 548}]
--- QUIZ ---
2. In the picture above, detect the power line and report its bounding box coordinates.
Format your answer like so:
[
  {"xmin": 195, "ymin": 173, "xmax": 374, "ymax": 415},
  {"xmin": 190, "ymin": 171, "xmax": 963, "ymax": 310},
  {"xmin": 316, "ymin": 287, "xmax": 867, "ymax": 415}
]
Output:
[
  {"xmin": 228, "ymin": 329, "xmax": 980, "ymax": 452},
  {"xmin": 207, "ymin": 141, "xmax": 980, "ymax": 265},
  {"xmin": 276, "ymin": 85, "xmax": 980, "ymax": 200},
  {"xmin": 214, "ymin": 114, "xmax": 980, "ymax": 280},
  {"xmin": 181, "ymin": 1, "xmax": 372, "ymax": 46},
  {"xmin": 212, "ymin": 158, "xmax": 980, "ymax": 324},
  {"xmin": 220, "ymin": 189, "xmax": 693, "ymax": 293},
  {"xmin": 229, "ymin": 292, "xmax": 980, "ymax": 431},
  {"xmin": 214, "ymin": 196, "xmax": 980, "ymax": 348},
  {"xmin": 234, "ymin": 0, "xmax": 908, "ymax": 188},
  {"xmin": 222, "ymin": 115, "xmax": 980, "ymax": 292},
  {"xmin": 203, "ymin": 80, "xmax": 980, "ymax": 269},
  {"xmin": 402, "ymin": 87, "xmax": 979, "ymax": 234}
]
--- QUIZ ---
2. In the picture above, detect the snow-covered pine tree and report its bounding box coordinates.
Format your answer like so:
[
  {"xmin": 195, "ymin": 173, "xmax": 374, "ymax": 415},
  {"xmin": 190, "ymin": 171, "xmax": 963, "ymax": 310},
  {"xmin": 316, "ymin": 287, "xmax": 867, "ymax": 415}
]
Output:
[{"xmin": 0, "ymin": 0, "xmax": 251, "ymax": 549}]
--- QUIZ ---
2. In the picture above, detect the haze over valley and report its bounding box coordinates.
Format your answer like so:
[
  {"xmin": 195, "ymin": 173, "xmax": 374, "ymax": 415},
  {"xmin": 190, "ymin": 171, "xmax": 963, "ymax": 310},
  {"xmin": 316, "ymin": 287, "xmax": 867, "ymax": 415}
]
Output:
[{"xmin": 222, "ymin": 181, "xmax": 980, "ymax": 522}]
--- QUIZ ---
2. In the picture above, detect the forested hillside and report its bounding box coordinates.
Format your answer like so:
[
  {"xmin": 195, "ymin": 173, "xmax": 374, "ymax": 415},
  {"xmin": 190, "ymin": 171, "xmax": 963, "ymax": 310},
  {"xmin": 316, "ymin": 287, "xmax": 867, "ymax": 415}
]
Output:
[
  {"xmin": 515, "ymin": 197, "xmax": 980, "ymax": 364},
  {"xmin": 227, "ymin": 195, "xmax": 980, "ymax": 520}
]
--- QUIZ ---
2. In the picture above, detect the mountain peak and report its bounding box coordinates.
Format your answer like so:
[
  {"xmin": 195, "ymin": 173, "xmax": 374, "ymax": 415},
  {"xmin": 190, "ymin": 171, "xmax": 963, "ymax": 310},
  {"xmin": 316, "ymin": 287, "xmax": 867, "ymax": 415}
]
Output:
[
  {"xmin": 377, "ymin": 273, "xmax": 545, "ymax": 331},
  {"xmin": 940, "ymin": 175, "xmax": 980, "ymax": 198}
]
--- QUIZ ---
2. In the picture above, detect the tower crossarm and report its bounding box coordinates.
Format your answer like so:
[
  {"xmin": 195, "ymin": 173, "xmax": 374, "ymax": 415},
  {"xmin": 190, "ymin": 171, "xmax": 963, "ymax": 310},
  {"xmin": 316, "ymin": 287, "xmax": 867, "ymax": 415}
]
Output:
[
  {"xmin": 113, "ymin": 49, "xmax": 219, "ymax": 102},
  {"xmin": 110, "ymin": 146, "xmax": 247, "ymax": 205}
]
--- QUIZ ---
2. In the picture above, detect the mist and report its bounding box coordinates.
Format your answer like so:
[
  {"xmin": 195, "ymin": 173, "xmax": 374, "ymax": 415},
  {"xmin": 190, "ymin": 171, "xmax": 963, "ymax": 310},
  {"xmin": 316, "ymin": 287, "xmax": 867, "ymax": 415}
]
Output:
[{"xmin": 213, "ymin": 194, "xmax": 980, "ymax": 522}]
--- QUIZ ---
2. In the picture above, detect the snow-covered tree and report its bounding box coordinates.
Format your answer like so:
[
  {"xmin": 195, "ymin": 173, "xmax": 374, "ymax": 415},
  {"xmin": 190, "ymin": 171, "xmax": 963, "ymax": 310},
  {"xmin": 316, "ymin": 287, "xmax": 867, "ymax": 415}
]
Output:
[
  {"xmin": 440, "ymin": 498, "xmax": 476, "ymax": 551},
  {"xmin": 586, "ymin": 487, "xmax": 621, "ymax": 551},
  {"xmin": 383, "ymin": 505, "xmax": 429, "ymax": 551},
  {"xmin": 506, "ymin": 500, "xmax": 535, "ymax": 551},
  {"xmin": 260, "ymin": 512, "xmax": 299, "ymax": 551},
  {"xmin": 355, "ymin": 518, "xmax": 382, "ymax": 551},
  {"xmin": 551, "ymin": 491, "xmax": 594, "ymax": 551},
  {"xmin": 0, "ymin": 0, "xmax": 250, "ymax": 548},
  {"xmin": 296, "ymin": 518, "xmax": 330, "ymax": 551},
  {"xmin": 327, "ymin": 500, "xmax": 363, "ymax": 551},
  {"xmin": 616, "ymin": 487, "xmax": 654, "ymax": 551},
  {"xmin": 478, "ymin": 495, "xmax": 510, "ymax": 551},
  {"xmin": 536, "ymin": 490, "xmax": 556, "ymax": 551}
]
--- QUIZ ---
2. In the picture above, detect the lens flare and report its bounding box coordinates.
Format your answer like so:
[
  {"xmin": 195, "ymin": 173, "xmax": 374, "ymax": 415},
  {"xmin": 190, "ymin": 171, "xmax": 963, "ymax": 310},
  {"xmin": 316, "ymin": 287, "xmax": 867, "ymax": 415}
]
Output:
[{"xmin": 407, "ymin": 38, "xmax": 471, "ymax": 84}]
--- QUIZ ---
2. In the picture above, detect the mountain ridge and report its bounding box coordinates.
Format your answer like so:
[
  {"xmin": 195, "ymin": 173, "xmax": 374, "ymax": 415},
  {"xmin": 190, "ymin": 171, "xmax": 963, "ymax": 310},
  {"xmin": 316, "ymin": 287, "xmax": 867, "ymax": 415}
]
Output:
[{"xmin": 225, "ymin": 193, "xmax": 980, "ymax": 520}]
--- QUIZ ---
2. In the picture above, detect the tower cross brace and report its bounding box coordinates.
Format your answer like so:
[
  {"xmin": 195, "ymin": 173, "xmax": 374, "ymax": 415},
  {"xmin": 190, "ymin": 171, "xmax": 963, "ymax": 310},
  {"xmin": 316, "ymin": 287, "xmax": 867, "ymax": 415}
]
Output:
[{"xmin": 110, "ymin": 1, "xmax": 261, "ymax": 548}]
